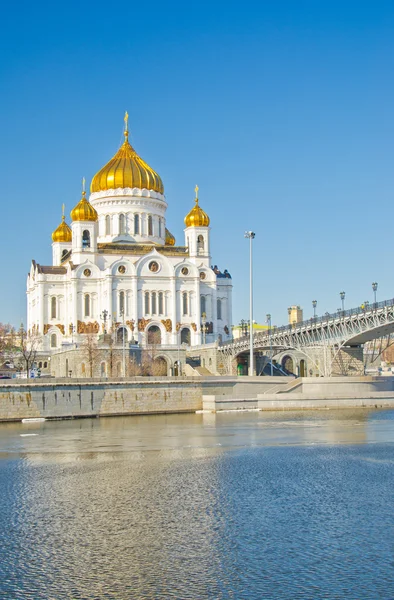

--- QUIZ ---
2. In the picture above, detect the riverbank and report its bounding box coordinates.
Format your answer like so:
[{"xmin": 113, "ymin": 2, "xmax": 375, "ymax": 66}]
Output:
[{"xmin": 1, "ymin": 376, "xmax": 394, "ymax": 421}]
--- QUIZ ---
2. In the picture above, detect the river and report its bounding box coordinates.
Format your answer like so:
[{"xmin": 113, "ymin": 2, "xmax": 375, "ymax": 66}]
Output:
[{"xmin": 0, "ymin": 409, "xmax": 394, "ymax": 599}]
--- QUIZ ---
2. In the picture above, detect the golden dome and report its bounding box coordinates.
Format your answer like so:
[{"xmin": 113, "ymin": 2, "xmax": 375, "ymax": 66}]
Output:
[
  {"xmin": 90, "ymin": 113, "xmax": 164, "ymax": 194},
  {"xmin": 184, "ymin": 185, "xmax": 210, "ymax": 228},
  {"xmin": 165, "ymin": 228, "xmax": 175, "ymax": 246},
  {"xmin": 52, "ymin": 215, "xmax": 72, "ymax": 243},
  {"xmin": 70, "ymin": 191, "xmax": 98, "ymax": 222}
]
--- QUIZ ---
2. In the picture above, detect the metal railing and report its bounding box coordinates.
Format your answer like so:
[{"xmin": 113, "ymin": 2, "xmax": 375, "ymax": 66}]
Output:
[{"xmin": 222, "ymin": 298, "xmax": 394, "ymax": 347}]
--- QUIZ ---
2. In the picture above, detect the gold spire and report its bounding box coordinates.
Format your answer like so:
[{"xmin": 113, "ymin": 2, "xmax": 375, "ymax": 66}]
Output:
[
  {"xmin": 90, "ymin": 114, "xmax": 164, "ymax": 194},
  {"xmin": 184, "ymin": 185, "xmax": 210, "ymax": 228},
  {"xmin": 70, "ymin": 182, "xmax": 98, "ymax": 222},
  {"xmin": 124, "ymin": 111, "xmax": 129, "ymax": 138},
  {"xmin": 52, "ymin": 206, "xmax": 72, "ymax": 242}
]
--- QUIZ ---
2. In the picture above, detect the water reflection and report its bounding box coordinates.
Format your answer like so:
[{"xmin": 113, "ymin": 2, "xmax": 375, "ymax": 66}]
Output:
[{"xmin": 0, "ymin": 410, "xmax": 393, "ymax": 599}]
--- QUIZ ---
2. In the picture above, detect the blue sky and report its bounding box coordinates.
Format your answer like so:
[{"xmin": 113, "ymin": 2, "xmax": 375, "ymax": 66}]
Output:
[{"xmin": 1, "ymin": 0, "xmax": 394, "ymax": 327}]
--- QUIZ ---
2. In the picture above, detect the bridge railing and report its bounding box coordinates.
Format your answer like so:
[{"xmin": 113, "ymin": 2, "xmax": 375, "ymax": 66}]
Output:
[{"xmin": 221, "ymin": 298, "xmax": 394, "ymax": 347}]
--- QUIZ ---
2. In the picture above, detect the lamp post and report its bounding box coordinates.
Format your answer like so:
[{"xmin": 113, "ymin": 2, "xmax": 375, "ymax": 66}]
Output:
[
  {"xmin": 266, "ymin": 313, "xmax": 273, "ymax": 376},
  {"xmin": 201, "ymin": 312, "xmax": 208, "ymax": 345},
  {"xmin": 340, "ymin": 291, "xmax": 345, "ymax": 312},
  {"xmin": 244, "ymin": 231, "xmax": 256, "ymax": 376},
  {"xmin": 372, "ymin": 282, "xmax": 378, "ymax": 306},
  {"xmin": 119, "ymin": 307, "xmax": 126, "ymax": 377},
  {"xmin": 312, "ymin": 300, "xmax": 317, "ymax": 319},
  {"xmin": 101, "ymin": 309, "xmax": 109, "ymax": 334},
  {"xmin": 70, "ymin": 323, "xmax": 75, "ymax": 345}
]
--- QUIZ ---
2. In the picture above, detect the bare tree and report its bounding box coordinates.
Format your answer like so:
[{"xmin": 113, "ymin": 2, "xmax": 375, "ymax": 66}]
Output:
[
  {"xmin": 16, "ymin": 324, "xmax": 42, "ymax": 377},
  {"xmin": 0, "ymin": 323, "xmax": 15, "ymax": 363},
  {"xmin": 142, "ymin": 331, "xmax": 167, "ymax": 376},
  {"xmin": 80, "ymin": 333, "xmax": 100, "ymax": 377}
]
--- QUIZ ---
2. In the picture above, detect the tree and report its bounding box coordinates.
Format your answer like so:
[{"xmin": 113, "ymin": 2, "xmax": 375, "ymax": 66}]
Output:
[
  {"xmin": 80, "ymin": 333, "xmax": 100, "ymax": 377},
  {"xmin": 16, "ymin": 324, "xmax": 42, "ymax": 377},
  {"xmin": 0, "ymin": 323, "xmax": 15, "ymax": 363}
]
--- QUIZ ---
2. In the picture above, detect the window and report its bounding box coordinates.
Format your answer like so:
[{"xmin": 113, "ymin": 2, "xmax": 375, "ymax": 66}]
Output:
[
  {"xmin": 82, "ymin": 230, "xmax": 91, "ymax": 248},
  {"xmin": 147, "ymin": 325, "xmax": 161, "ymax": 345},
  {"xmin": 44, "ymin": 361, "xmax": 48, "ymax": 368},
  {"xmin": 200, "ymin": 296, "xmax": 206, "ymax": 317},
  {"xmin": 84, "ymin": 294, "xmax": 90, "ymax": 317},
  {"xmin": 197, "ymin": 235, "xmax": 204, "ymax": 253},
  {"xmin": 181, "ymin": 328, "xmax": 191, "ymax": 345},
  {"xmin": 158, "ymin": 292, "xmax": 164, "ymax": 315},
  {"xmin": 119, "ymin": 291, "xmax": 125, "ymax": 315},
  {"xmin": 148, "ymin": 215, "xmax": 153, "ymax": 236},
  {"xmin": 101, "ymin": 362, "xmax": 107, "ymax": 377},
  {"xmin": 134, "ymin": 214, "xmax": 140, "ymax": 235},
  {"xmin": 144, "ymin": 291, "xmax": 150, "ymax": 314},
  {"xmin": 50, "ymin": 333, "xmax": 57, "ymax": 348},
  {"xmin": 119, "ymin": 213, "xmax": 126, "ymax": 234},
  {"xmin": 151, "ymin": 292, "xmax": 157, "ymax": 315},
  {"xmin": 217, "ymin": 299, "xmax": 222, "ymax": 320},
  {"xmin": 158, "ymin": 218, "xmax": 162, "ymax": 238},
  {"xmin": 81, "ymin": 363, "xmax": 86, "ymax": 376},
  {"xmin": 38, "ymin": 362, "xmax": 42, "ymax": 368},
  {"xmin": 105, "ymin": 215, "xmax": 111, "ymax": 235},
  {"xmin": 51, "ymin": 297, "xmax": 57, "ymax": 319},
  {"xmin": 117, "ymin": 327, "xmax": 127, "ymax": 344},
  {"xmin": 61, "ymin": 249, "xmax": 68, "ymax": 258},
  {"xmin": 182, "ymin": 292, "xmax": 188, "ymax": 316}
]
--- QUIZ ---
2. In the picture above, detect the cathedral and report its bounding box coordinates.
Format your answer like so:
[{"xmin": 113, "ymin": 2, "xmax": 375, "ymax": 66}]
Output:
[{"xmin": 27, "ymin": 114, "xmax": 233, "ymax": 356}]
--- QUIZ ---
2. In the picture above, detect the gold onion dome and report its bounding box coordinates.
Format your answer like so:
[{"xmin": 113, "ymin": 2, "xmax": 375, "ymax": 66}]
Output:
[
  {"xmin": 70, "ymin": 189, "xmax": 98, "ymax": 222},
  {"xmin": 52, "ymin": 214, "xmax": 72, "ymax": 243},
  {"xmin": 165, "ymin": 228, "xmax": 176, "ymax": 246},
  {"xmin": 90, "ymin": 112, "xmax": 164, "ymax": 194},
  {"xmin": 184, "ymin": 185, "xmax": 210, "ymax": 228}
]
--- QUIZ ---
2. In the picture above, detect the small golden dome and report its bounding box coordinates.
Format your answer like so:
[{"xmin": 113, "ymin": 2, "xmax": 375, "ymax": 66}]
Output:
[
  {"xmin": 165, "ymin": 228, "xmax": 175, "ymax": 246},
  {"xmin": 90, "ymin": 113, "xmax": 164, "ymax": 194},
  {"xmin": 70, "ymin": 191, "xmax": 98, "ymax": 222},
  {"xmin": 184, "ymin": 185, "xmax": 210, "ymax": 228},
  {"xmin": 52, "ymin": 216, "xmax": 72, "ymax": 243}
]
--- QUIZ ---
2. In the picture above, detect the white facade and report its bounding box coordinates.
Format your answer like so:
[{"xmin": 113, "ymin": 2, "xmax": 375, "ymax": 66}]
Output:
[{"xmin": 27, "ymin": 136, "xmax": 232, "ymax": 353}]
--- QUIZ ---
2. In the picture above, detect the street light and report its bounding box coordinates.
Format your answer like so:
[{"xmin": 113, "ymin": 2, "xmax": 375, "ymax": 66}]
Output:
[
  {"xmin": 340, "ymin": 291, "xmax": 345, "ymax": 312},
  {"xmin": 201, "ymin": 312, "xmax": 209, "ymax": 345},
  {"xmin": 312, "ymin": 300, "xmax": 317, "ymax": 318},
  {"xmin": 266, "ymin": 313, "xmax": 273, "ymax": 376},
  {"xmin": 372, "ymin": 282, "xmax": 378, "ymax": 306},
  {"xmin": 101, "ymin": 309, "xmax": 109, "ymax": 334},
  {"xmin": 119, "ymin": 307, "xmax": 126, "ymax": 377},
  {"xmin": 244, "ymin": 231, "xmax": 256, "ymax": 376}
]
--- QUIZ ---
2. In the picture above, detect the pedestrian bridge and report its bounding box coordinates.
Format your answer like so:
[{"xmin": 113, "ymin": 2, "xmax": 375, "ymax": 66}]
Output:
[{"xmin": 218, "ymin": 298, "xmax": 394, "ymax": 376}]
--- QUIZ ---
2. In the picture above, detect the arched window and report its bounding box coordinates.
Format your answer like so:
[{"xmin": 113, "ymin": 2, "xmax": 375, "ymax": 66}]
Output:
[
  {"xmin": 158, "ymin": 292, "xmax": 164, "ymax": 315},
  {"xmin": 105, "ymin": 215, "xmax": 111, "ymax": 235},
  {"xmin": 119, "ymin": 213, "xmax": 126, "ymax": 235},
  {"xmin": 144, "ymin": 291, "xmax": 150, "ymax": 315},
  {"xmin": 197, "ymin": 235, "xmax": 204, "ymax": 253},
  {"xmin": 44, "ymin": 361, "xmax": 48, "ymax": 368},
  {"xmin": 117, "ymin": 327, "xmax": 127, "ymax": 344},
  {"xmin": 148, "ymin": 215, "xmax": 153, "ymax": 236},
  {"xmin": 158, "ymin": 218, "xmax": 162, "ymax": 238},
  {"xmin": 181, "ymin": 328, "xmax": 191, "ymax": 345},
  {"xmin": 82, "ymin": 230, "xmax": 91, "ymax": 248},
  {"xmin": 151, "ymin": 292, "xmax": 157, "ymax": 315},
  {"xmin": 51, "ymin": 297, "xmax": 57, "ymax": 319},
  {"xmin": 39, "ymin": 361, "xmax": 43, "ymax": 368},
  {"xmin": 100, "ymin": 362, "xmax": 107, "ymax": 377},
  {"xmin": 119, "ymin": 291, "xmax": 125, "ymax": 315},
  {"xmin": 84, "ymin": 294, "xmax": 90, "ymax": 317},
  {"xmin": 61, "ymin": 249, "xmax": 68, "ymax": 258},
  {"xmin": 50, "ymin": 333, "xmax": 57, "ymax": 348},
  {"xmin": 217, "ymin": 299, "xmax": 222, "ymax": 320},
  {"xmin": 134, "ymin": 214, "xmax": 140, "ymax": 235},
  {"xmin": 182, "ymin": 292, "xmax": 188, "ymax": 316},
  {"xmin": 200, "ymin": 296, "xmax": 206, "ymax": 317},
  {"xmin": 147, "ymin": 325, "xmax": 161, "ymax": 345}
]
